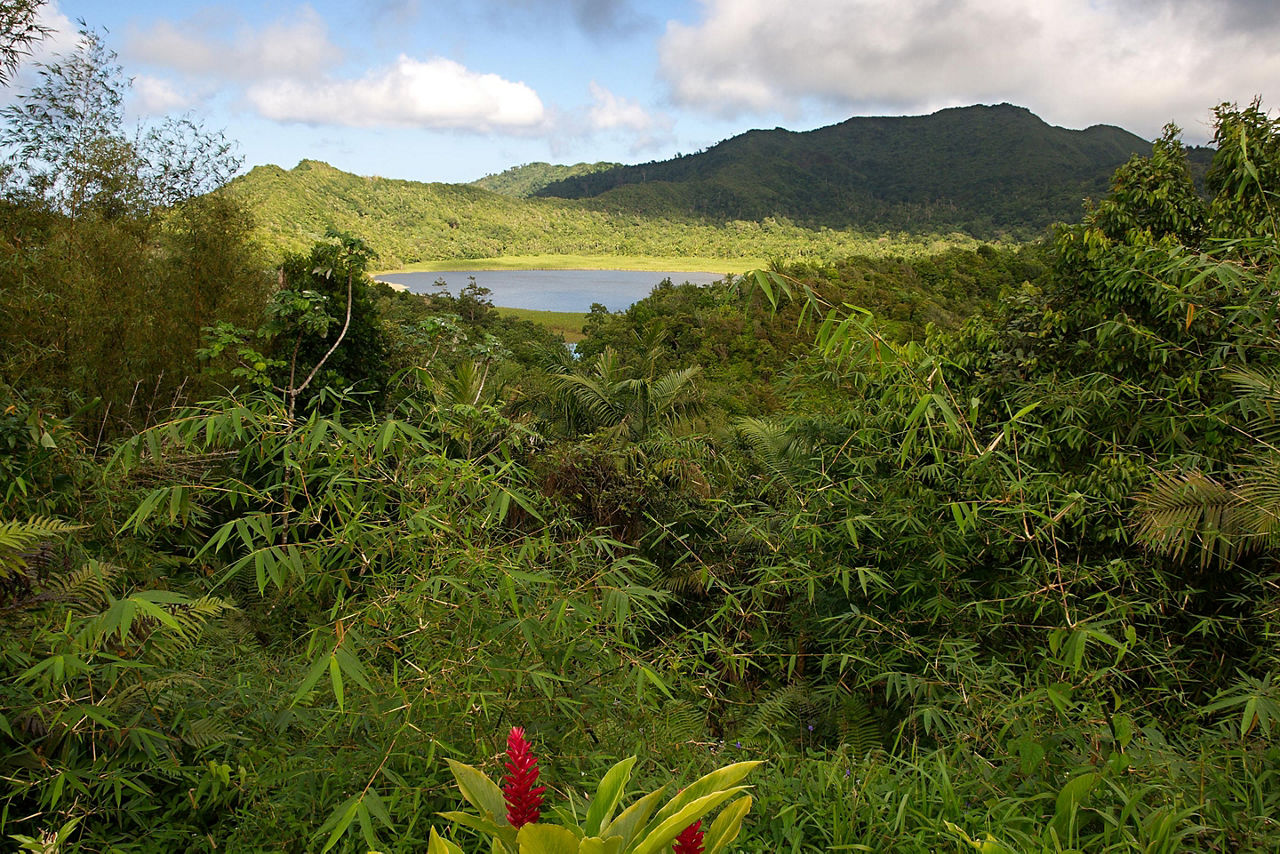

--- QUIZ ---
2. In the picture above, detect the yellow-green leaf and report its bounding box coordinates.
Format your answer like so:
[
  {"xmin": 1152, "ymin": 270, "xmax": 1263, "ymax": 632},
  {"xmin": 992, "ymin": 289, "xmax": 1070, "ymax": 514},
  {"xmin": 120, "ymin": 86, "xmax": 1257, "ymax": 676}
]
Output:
[
  {"xmin": 631, "ymin": 788, "xmax": 750, "ymax": 854},
  {"xmin": 515, "ymin": 823, "xmax": 580, "ymax": 854},
  {"xmin": 703, "ymin": 795, "xmax": 752, "ymax": 854},
  {"xmin": 583, "ymin": 756, "xmax": 636, "ymax": 836},
  {"xmin": 445, "ymin": 759, "xmax": 510, "ymax": 826}
]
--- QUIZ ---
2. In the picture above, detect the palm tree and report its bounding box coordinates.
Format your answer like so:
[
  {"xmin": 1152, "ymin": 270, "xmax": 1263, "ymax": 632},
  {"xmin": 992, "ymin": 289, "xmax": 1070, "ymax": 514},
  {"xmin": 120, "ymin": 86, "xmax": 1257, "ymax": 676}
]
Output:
[{"xmin": 547, "ymin": 347, "xmax": 703, "ymax": 442}]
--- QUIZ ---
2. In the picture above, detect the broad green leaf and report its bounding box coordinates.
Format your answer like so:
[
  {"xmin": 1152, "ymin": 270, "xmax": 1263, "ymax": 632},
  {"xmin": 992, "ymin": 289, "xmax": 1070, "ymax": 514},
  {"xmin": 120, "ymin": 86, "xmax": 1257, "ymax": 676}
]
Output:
[
  {"xmin": 577, "ymin": 837, "xmax": 623, "ymax": 854},
  {"xmin": 515, "ymin": 824, "xmax": 579, "ymax": 853},
  {"xmin": 648, "ymin": 761, "xmax": 760, "ymax": 829},
  {"xmin": 602, "ymin": 786, "xmax": 665, "ymax": 845},
  {"xmin": 631, "ymin": 788, "xmax": 749, "ymax": 854},
  {"xmin": 702, "ymin": 795, "xmax": 752, "ymax": 854},
  {"xmin": 1051, "ymin": 772, "xmax": 1100, "ymax": 839},
  {"xmin": 428, "ymin": 827, "xmax": 465, "ymax": 854},
  {"xmin": 445, "ymin": 759, "xmax": 510, "ymax": 825},
  {"xmin": 438, "ymin": 810, "xmax": 505, "ymax": 838},
  {"xmin": 583, "ymin": 756, "xmax": 636, "ymax": 836}
]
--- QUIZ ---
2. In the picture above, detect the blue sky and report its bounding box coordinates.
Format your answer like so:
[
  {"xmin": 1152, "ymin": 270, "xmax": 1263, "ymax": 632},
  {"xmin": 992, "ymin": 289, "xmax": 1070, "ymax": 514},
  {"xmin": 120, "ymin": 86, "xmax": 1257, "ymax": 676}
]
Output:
[{"xmin": 22, "ymin": 0, "xmax": 1280, "ymax": 184}]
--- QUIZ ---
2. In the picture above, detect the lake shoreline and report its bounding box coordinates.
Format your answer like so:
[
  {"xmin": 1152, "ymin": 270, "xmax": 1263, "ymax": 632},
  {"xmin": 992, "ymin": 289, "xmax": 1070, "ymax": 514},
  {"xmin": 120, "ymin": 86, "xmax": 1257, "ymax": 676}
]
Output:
[
  {"xmin": 371, "ymin": 253, "xmax": 761, "ymax": 277},
  {"xmin": 376, "ymin": 267, "xmax": 725, "ymax": 314}
]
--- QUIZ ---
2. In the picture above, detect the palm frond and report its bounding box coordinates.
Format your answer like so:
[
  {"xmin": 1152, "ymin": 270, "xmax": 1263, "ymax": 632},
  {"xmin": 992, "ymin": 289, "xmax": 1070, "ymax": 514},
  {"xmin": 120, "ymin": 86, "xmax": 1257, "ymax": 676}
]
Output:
[{"xmin": 1134, "ymin": 470, "xmax": 1253, "ymax": 568}]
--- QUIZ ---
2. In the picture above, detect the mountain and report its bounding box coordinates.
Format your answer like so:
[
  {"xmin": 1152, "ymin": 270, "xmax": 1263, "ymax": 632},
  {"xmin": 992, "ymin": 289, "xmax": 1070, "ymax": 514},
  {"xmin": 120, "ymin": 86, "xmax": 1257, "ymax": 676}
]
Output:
[
  {"xmin": 470, "ymin": 161, "xmax": 619, "ymax": 197},
  {"xmin": 535, "ymin": 104, "xmax": 1212, "ymax": 237},
  {"xmin": 225, "ymin": 159, "xmax": 952, "ymax": 269},
  {"xmin": 225, "ymin": 106, "xmax": 1217, "ymax": 265}
]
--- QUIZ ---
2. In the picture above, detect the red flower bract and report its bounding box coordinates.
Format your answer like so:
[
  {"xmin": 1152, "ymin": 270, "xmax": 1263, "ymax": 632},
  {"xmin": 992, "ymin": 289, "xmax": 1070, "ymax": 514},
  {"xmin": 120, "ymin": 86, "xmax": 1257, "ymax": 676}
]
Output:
[
  {"xmin": 501, "ymin": 726, "xmax": 546, "ymax": 828},
  {"xmin": 673, "ymin": 819, "xmax": 704, "ymax": 854}
]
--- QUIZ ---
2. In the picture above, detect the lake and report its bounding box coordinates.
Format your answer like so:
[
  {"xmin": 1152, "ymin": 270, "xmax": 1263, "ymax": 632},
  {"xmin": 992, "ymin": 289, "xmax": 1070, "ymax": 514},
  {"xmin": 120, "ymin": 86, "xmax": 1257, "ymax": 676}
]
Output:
[{"xmin": 375, "ymin": 269, "xmax": 724, "ymax": 313}]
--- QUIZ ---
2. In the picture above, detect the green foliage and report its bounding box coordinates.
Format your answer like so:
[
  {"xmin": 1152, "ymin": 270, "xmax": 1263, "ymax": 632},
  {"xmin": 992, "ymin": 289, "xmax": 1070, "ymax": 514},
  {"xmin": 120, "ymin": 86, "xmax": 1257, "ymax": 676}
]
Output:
[
  {"xmin": 0, "ymin": 27, "xmax": 267, "ymax": 436},
  {"xmin": 0, "ymin": 514, "xmax": 243, "ymax": 850},
  {"xmin": 0, "ymin": 26, "xmax": 238, "ymax": 217},
  {"xmin": 0, "ymin": 0, "xmax": 46, "ymax": 86},
  {"xmin": 471, "ymin": 161, "xmax": 621, "ymax": 198},
  {"xmin": 7, "ymin": 97, "xmax": 1280, "ymax": 853}
]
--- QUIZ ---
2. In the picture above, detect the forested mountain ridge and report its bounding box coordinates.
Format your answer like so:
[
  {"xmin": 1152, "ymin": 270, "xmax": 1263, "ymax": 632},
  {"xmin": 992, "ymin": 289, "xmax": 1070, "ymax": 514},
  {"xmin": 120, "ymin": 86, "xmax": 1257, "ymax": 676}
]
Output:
[
  {"xmin": 230, "ymin": 105, "xmax": 1216, "ymax": 262},
  {"xmin": 537, "ymin": 103, "xmax": 1215, "ymax": 236}
]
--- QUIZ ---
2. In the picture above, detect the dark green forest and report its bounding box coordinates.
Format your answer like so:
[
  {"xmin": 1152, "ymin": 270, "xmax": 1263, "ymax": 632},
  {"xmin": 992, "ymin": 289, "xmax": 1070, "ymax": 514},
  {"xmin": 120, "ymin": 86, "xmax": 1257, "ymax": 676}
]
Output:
[
  {"xmin": 535, "ymin": 105, "xmax": 1216, "ymax": 238},
  {"xmin": 3, "ymin": 11, "xmax": 1280, "ymax": 854}
]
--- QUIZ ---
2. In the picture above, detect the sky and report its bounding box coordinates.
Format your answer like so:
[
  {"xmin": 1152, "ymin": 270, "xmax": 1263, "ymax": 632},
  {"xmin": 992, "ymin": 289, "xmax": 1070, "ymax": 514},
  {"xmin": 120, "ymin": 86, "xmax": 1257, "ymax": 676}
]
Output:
[{"xmin": 12, "ymin": 0, "xmax": 1280, "ymax": 184}]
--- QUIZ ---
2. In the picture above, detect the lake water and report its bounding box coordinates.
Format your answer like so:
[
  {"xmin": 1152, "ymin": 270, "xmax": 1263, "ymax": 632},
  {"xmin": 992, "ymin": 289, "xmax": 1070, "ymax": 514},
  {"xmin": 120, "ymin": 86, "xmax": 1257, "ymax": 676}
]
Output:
[{"xmin": 375, "ymin": 269, "xmax": 724, "ymax": 313}]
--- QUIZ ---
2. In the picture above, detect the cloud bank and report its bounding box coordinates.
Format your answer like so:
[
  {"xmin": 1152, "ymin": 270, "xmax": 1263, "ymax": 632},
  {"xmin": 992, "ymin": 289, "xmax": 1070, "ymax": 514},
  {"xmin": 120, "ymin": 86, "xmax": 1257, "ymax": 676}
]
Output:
[
  {"xmin": 659, "ymin": 0, "xmax": 1280, "ymax": 140},
  {"xmin": 122, "ymin": 6, "xmax": 545, "ymax": 132}
]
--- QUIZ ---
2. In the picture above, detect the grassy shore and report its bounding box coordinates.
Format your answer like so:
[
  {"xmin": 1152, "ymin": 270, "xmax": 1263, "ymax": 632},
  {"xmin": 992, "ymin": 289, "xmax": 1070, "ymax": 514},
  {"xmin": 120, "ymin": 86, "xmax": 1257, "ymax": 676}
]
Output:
[{"xmin": 375, "ymin": 254, "xmax": 763, "ymax": 275}]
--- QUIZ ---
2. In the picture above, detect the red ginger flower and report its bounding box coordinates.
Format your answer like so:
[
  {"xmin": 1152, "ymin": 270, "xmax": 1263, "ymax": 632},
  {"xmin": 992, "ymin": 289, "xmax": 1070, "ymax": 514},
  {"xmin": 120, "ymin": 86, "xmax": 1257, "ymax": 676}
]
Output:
[
  {"xmin": 502, "ymin": 726, "xmax": 546, "ymax": 828},
  {"xmin": 673, "ymin": 819, "xmax": 704, "ymax": 854}
]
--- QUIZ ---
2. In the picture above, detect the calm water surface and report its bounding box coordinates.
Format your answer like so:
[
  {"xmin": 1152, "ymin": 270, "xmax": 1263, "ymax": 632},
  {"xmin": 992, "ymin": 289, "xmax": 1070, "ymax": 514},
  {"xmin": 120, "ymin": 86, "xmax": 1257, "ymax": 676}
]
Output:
[{"xmin": 376, "ymin": 269, "xmax": 723, "ymax": 313}]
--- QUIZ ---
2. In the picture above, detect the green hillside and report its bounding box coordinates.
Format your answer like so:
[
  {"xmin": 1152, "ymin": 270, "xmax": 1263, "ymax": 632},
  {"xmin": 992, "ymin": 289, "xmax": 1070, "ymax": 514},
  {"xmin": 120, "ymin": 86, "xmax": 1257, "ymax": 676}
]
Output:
[
  {"xmin": 470, "ymin": 160, "xmax": 619, "ymax": 197},
  {"xmin": 538, "ymin": 103, "xmax": 1214, "ymax": 237},
  {"xmin": 226, "ymin": 105, "xmax": 1216, "ymax": 268},
  {"xmin": 225, "ymin": 159, "xmax": 978, "ymax": 269}
]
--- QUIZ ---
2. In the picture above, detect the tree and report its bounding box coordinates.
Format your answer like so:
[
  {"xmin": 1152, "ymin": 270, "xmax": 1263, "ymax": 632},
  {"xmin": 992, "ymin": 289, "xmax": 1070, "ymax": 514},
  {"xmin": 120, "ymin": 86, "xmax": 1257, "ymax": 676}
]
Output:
[{"xmin": 199, "ymin": 232, "xmax": 389, "ymax": 416}]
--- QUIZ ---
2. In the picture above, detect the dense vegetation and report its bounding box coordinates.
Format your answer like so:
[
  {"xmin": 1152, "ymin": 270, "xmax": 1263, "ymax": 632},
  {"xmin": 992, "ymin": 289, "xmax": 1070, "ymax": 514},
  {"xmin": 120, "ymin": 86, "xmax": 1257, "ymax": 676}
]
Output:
[
  {"xmin": 3, "ymin": 13, "xmax": 1280, "ymax": 854},
  {"xmin": 538, "ymin": 104, "xmax": 1216, "ymax": 238},
  {"xmin": 471, "ymin": 161, "xmax": 620, "ymax": 198}
]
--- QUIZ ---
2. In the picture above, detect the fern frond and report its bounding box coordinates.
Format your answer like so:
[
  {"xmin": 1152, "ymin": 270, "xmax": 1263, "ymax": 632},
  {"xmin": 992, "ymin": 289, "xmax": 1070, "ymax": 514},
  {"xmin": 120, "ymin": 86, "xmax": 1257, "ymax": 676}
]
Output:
[
  {"xmin": 182, "ymin": 715, "xmax": 242, "ymax": 750},
  {"xmin": 832, "ymin": 692, "xmax": 884, "ymax": 757},
  {"xmin": 734, "ymin": 417, "xmax": 805, "ymax": 487},
  {"xmin": 44, "ymin": 559, "xmax": 116, "ymax": 612},
  {"xmin": 743, "ymin": 683, "xmax": 816, "ymax": 746},
  {"xmin": 0, "ymin": 516, "xmax": 82, "ymax": 577}
]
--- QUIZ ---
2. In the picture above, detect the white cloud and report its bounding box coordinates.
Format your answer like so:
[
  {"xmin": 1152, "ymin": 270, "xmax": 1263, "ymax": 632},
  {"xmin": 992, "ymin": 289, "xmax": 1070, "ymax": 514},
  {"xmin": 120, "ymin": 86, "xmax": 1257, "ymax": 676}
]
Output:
[
  {"xmin": 124, "ymin": 6, "xmax": 338, "ymax": 80},
  {"xmin": 588, "ymin": 82, "xmax": 658, "ymax": 131},
  {"xmin": 246, "ymin": 56, "xmax": 545, "ymax": 131},
  {"xmin": 583, "ymin": 82, "xmax": 674, "ymax": 153},
  {"xmin": 659, "ymin": 0, "xmax": 1280, "ymax": 142},
  {"xmin": 132, "ymin": 75, "xmax": 195, "ymax": 114}
]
